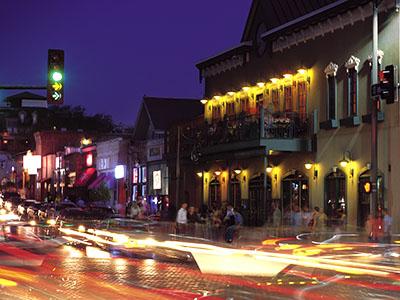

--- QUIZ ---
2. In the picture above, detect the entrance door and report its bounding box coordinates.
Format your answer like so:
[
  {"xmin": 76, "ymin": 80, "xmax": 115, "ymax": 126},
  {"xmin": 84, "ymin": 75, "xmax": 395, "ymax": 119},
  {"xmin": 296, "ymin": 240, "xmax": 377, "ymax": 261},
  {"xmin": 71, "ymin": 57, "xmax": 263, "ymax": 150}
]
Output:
[
  {"xmin": 248, "ymin": 174, "xmax": 271, "ymax": 226},
  {"xmin": 282, "ymin": 171, "xmax": 309, "ymax": 225},
  {"xmin": 325, "ymin": 170, "xmax": 346, "ymax": 226}
]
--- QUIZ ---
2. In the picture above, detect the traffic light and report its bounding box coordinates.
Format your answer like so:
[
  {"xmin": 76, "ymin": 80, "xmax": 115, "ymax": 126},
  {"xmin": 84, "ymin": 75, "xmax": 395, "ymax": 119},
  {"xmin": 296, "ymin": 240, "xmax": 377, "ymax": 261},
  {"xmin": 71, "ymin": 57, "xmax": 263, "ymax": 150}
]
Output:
[
  {"xmin": 47, "ymin": 49, "xmax": 64, "ymax": 105},
  {"xmin": 379, "ymin": 65, "xmax": 397, "ymax": 104},
  {"xmin": 363, "ymin": 181, "xmax": 372, "ymax": 194}
]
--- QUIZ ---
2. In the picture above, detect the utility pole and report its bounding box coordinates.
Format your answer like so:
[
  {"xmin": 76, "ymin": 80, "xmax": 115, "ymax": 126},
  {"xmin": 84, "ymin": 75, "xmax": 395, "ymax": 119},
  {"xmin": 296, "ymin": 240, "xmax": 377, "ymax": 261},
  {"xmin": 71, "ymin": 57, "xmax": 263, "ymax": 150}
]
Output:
[
  {"xmin": 370, "ymin": 0, "xmax": 379, "ymax": 218},
  {"xmin": 175, "ymin": 126, "xmax": 181, "ymax": 208}
]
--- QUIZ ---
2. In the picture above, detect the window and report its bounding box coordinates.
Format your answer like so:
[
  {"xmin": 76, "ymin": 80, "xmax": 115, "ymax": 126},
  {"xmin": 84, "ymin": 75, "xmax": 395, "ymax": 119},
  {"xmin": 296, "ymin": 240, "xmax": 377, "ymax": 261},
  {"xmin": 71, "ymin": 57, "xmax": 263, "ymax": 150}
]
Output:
[
  {"xmin": 298, "ymin": 81, "xmax": 307, "ymax": 121},
  {"xmin": 212, "ymin": 105, "xmax": 221, "ymax": 120},
  {"xmin": 325, "ymin": 169, "xmax": 347, "ymax": 226},
  {"xmin": 284, "ymin": 85, "xmax": 293, "ymax": 112},
  {"xmin": 348, "ymin": 68, "xmax": 358, "ymax": 116},
  {"xmin": 327, "ymin": 75, "xmax": 336, "ymax": 120},
  {"xmin": 241, "ymin": 96, "xmax": 250, "ymax": 113},
  {"xmin": 226, "ymin": 101, "xmax": 235, "ymax": 116},
  {"xmin": 271, "ymin": 89, "xmax": 280, "ymax": 112}
]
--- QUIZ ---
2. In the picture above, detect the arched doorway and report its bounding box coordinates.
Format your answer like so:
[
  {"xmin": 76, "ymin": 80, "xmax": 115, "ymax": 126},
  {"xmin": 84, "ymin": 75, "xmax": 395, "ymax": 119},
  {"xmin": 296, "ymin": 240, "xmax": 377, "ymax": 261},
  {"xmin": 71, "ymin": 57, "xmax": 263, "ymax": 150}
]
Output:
[
  {"xmin": 247, "ymin": 174, "xmax": 271, "ymax": 226},
  {"xmin": 358, "ymin": 170, "xmax": 384, "ymax": 227},
  {"xmin": 229, "ymin": 176, "xmax": 241, "ymax": 209},
  {"xmin": 282, "ymin": 171, "xmax": 309, "ymax": 225},
  {"xmin": 325, "ymin": 169, "xmax": 346, "ymax": 226},
  {"xmin": 209, "ymin": 178, "xmax": 221, "ymax": 208}
]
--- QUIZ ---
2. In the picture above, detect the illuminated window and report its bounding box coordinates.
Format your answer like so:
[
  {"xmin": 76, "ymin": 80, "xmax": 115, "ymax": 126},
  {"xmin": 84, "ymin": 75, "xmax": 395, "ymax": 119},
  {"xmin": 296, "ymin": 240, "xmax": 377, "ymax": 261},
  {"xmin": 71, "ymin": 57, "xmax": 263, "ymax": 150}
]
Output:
[
  {"xmin": 241, "ymin": 96, "xmax": 250, "ymax": 113},
  {"xmin": 226, "ymin": 102, "xmax": 235, "ymax": 116},
  {"xmin": 284, "ymin": 85, "xmax": 293, "ymax": 112},
  {"xmin": 347, "ymin": 68, "xmax": 358, "ymax": 116},
  {"xmin": 298, "ymin": 81, "xmax": 307, "ymax": 121},
  {"xmin": 271, "ymin": 89, "xmax": 280, "ymax": 112}
]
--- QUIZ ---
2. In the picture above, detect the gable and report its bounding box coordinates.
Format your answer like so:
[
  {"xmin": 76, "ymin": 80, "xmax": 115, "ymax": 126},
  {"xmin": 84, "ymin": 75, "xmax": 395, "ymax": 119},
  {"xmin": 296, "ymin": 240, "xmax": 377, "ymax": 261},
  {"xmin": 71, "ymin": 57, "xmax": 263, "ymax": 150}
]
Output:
[
  {"xmin": 241, "ymin": 0, "xmax": 340, "ymax": 42},
  {"xmin": 133, "ymin": 103, "xmax": 152, "ymax": 140}
]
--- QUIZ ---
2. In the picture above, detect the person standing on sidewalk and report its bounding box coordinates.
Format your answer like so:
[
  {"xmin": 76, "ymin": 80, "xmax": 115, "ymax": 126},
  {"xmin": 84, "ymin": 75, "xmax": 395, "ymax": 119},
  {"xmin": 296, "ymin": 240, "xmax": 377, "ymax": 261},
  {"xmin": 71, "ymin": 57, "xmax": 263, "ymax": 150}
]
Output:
[
  {"xmin": 383, "ymin": 209, "xmax": 392, "ymax": 244},
  {"xmin": 176, "ymin": 202, "xmax": 188, "ymax": 235}
]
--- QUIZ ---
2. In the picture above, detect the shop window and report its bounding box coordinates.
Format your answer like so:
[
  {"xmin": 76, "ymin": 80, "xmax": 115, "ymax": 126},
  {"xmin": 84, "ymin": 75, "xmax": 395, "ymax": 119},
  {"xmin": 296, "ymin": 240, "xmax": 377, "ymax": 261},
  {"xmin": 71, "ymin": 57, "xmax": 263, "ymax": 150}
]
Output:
[
  {"xmin": 347, "ymin": 68, "xmax": 358, "ymax": 116},
  {"xmin": 298, "ymin": 81, "xmax": 307, "ymax": 121},
  {"xmin": 284, "ymin": 85, "xmax": 293, "ymax": 112},
  {"xmin": 325, "ymin": 169, "xmax": 346, "ymax": 226},
  {"xmin": 271, "ymin": 89, "xmax": 280, "ymax": 112}
]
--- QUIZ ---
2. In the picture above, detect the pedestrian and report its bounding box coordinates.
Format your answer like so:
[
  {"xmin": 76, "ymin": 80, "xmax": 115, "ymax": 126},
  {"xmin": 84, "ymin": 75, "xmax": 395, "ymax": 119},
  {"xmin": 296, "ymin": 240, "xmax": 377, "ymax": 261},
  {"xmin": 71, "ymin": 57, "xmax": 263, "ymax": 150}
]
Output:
[
  {"xmin": 211, "ymin": 207, "xmax": 222, "ymax": 241},
  {"xmin": 272, "ymin": 202, "xmax": 282, "ymax": 228},
  {"xmin": 223, "ymin": 205, "xmax": 243, "ymax": 243},
  {"xmin": 312, "ymin": 206, "xmax": 327, "ymax": 238},
  {"xmin": 365, "ymin": 214, "xmax": 374, "ymax": 242},
  {"xmin": 187, "ymin": 206, "xmax": 198, "ymax": 236},
  {"xmin": 292, "ymin": 205, "xmax": 302, "ymax": 234},
  {"xmin": 302, "ymin": 206, "xmax": 312, "ymax": 231},
  {"xmin": 176, "ymin": 202, "xmax": 188, "ymax": 234},
  {"xmin": 383, "ymin": 209, "xmax": 392, "ymax": 244},
  {"xmin": 129, "ymin": 202, "xmax": 141, "ymax": 219}
]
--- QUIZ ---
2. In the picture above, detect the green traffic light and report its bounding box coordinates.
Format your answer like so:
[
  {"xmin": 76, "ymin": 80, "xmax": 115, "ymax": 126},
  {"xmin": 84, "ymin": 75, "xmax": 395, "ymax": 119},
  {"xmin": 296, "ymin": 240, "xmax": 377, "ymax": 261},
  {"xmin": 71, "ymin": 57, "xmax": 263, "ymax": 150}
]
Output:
[{"xmin": 52, "ymin": 71, "xmax": 63, "ymax": 82}]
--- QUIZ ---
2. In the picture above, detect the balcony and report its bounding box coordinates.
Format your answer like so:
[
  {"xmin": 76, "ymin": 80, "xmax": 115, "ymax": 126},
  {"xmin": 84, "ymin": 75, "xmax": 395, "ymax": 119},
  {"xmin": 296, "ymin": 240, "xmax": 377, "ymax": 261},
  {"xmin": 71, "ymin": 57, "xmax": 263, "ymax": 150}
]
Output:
[{"xmin": 183, "ymin": 109, "xmax": 315, "ymax": 156}]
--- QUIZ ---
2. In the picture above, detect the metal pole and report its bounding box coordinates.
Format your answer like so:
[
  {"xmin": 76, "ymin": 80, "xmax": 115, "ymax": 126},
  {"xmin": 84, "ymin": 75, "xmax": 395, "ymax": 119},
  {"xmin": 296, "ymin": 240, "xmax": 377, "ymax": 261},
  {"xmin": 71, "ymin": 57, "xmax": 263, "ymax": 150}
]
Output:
[
  {"xmin": 370, "ymin": 0, "xmax": 379, "ymax": 219},
  {"xmin": 175, "ymin": 126, "xmax": 181, "ymax": 208}
]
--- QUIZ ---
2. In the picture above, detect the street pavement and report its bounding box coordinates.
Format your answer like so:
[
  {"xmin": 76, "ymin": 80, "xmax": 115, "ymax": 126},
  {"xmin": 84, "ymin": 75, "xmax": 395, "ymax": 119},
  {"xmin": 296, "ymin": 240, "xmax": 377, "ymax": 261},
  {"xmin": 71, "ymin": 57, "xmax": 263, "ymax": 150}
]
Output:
[{"xmin": 1, "ymin": 221, "xmax": 400, "ymax": 300}]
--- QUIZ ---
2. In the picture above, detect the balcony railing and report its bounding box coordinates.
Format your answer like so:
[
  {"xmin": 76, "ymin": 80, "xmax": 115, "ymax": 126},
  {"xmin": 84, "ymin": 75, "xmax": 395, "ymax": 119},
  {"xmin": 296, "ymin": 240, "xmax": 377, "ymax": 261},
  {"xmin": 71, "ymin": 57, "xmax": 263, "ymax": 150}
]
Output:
[
  {"xmin": 181, "ymin": 110, "xmax": 312, "ymax": 150},
  {"xmin": 263, "ymin": 111, "xmax": 310, "ymax": 139}
]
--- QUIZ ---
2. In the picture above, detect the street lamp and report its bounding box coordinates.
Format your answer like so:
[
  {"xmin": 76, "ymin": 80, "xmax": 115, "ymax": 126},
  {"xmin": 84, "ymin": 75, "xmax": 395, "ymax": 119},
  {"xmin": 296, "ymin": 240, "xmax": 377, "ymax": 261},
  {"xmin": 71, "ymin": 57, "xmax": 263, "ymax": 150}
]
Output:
[{"xmin": 339, "ymin": 151, "xmax": 351, "ymax": 168}]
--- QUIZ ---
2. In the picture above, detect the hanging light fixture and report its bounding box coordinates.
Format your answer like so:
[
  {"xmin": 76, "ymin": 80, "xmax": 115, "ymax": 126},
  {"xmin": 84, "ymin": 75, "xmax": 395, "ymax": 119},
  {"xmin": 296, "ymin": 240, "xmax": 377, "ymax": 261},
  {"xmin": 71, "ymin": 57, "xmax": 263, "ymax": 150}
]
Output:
[
  {"xmin": 233, "ymin": 168, "xmax": 242, "ymax": 175},
  {"xmin": 200, "ymin": 99, "xmax": 208, "ymax": 104},
  {"xmin": 270, "ymin": 78, "xmax": 279, "ymax": 84},
  {"xmin": 196, "ymin": 172, "xmax": 203, "ymax": 178},
  {"xmin": 266, "ymin": 165, "xmax": 273, "ymax": 173},
  {"xmin": 214, "ymin": 170, "xmax": 221, "ymax": 176},
  {"xmin": 304, "ymin": 161, "xmax": 313, "ymax": 170},
  {"xmin": 339, "ymin": 151, "xmax": 351, "ymax": 168},
  {"xmin": 257, "ymin": 82, "xmax": 265, "ymax": 88}
]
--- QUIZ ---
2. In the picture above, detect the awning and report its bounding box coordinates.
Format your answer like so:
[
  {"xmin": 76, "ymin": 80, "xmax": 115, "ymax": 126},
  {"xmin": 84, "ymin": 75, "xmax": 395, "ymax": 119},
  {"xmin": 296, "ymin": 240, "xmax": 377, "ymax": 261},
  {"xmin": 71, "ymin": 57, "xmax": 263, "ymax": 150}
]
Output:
[
  {"xmin": 88, "ymin": 173, "xmax": 106, "ymax": 190},
  {"xmin": 74, "ymin": 168, "xmax": 96, "ymax": 187}
]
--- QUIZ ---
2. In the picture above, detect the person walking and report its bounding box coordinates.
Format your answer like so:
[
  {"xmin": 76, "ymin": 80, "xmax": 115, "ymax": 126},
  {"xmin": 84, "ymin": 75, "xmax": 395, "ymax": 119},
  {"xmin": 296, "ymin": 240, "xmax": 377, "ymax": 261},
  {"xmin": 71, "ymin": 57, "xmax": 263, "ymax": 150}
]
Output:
[
  {"xmin": 176, "ymin": 202, "xmax": 188, "ymax": 235},
  {"xmin": 223, "ymin": 205, "xmax": 243, "ymax": 243},
  {"xmin": 312, "ymin": 206, "xmax": 327, "ymax": 239},
  {"xmin": 383, "ymin": 209, "xmax": 392, "ymax": 244}
]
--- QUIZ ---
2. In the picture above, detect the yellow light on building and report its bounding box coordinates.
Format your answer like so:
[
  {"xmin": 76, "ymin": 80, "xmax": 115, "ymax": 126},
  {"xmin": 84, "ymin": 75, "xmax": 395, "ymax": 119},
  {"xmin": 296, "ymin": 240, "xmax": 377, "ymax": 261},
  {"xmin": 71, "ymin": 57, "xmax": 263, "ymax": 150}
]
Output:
[
  {"xmin": 339, "ymin": 159, "xmax": 349, "ymax": 168},
  {"xmin": 81, "ymin": 138, "xmax": 92, "ymax": 146},
  {"xmin": 214, "ymin": 95, "xmax": 221, "ymax": 100},
  {"xmin": 242, "ymin": 86, "xmax": 250, "ymax": 92},
  {"xmin": 266, "ymin": 166, "xmax": 273, "ymax": 173},
  {"xmin": 227, "ymin": 91, "xmax": 235, "ymax": 96},
  {"xmin": 233, "ymin": 169, "xmax": 242, "ymax": 175},
  {"xmin": 257, "ymin": 82, "xmax": 265, "ymax": 88},
  {"xmin": 304, "ymin": 162, "xmax": 313, "ymax": 170},
  {"xmin": 196, "ymin": 172, "xmax": 203, "ymax": 178},
  {"xmin": 283, "ymin": 74, "xmax": 293, "ymax": 79},
  {"xmin": 200, "ymin": 99, "xmax": 208, "ymax": 104},
  {"xmin": 214, "ymin": 170, "xmax": 221, "ymax": 176},
  {"xmin": 297, "ymin": 68, "xmax": 307, "ymax": 75},
  {"xmin": 270, "ymin": 78, "xmax": 279, "ymax": 84}
]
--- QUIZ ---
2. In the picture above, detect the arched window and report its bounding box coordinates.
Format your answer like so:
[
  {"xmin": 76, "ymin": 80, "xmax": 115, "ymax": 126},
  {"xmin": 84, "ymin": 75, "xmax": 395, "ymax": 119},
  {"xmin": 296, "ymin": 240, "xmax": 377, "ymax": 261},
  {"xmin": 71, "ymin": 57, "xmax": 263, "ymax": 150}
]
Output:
[
  {"xmin": 209, "ymin": 178, "xmax": 221, "ymax": 208},
  {"xmin": 325, "ymin": 169, "xmax": 346, "ymax": 226},
  {"xmin": 247, "ymin": 174, "xmax": 271, "ymax": 226},
  {"xmin": 229, "ymin": 176, "xmax": 241, "ymax": 209}
]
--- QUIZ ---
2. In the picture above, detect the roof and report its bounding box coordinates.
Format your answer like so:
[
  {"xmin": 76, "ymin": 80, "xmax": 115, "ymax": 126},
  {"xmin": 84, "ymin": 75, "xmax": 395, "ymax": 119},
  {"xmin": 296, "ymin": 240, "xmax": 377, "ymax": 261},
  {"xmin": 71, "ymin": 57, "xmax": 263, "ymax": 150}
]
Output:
[
  {"xmin": 133, "ymin": 96, "xmax": 202, "ymax": 140},
  {"xmin": 143, "ymin": 97, "xmax": 202, "ymax": 130},
  {"xmin": 5, "ymin": 92, "xmax": 46, "ymax": 102},
  {"xmin": 241, "ymin": 0, "xmax": 341, "ymax": 42}
]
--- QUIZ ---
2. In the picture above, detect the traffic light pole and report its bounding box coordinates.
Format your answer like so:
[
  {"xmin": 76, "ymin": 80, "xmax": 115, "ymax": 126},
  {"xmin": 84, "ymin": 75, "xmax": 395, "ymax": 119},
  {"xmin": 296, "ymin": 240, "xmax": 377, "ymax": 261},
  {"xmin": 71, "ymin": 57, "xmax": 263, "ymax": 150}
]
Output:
[
  {"xmin": 0, "ymin": 86, "xmax": 46, "ymax": 90},
  {"xmin": 370, "ymin": 0, "xmax": 379, "ymax": 219}
]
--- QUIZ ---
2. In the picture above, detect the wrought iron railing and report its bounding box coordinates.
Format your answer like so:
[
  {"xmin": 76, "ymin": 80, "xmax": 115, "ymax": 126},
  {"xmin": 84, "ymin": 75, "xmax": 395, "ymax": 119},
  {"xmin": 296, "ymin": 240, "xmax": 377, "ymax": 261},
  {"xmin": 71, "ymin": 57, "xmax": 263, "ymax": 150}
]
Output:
[{"xmin": 263, "ymin": 111, "xmax": 310, "ymax": 139}]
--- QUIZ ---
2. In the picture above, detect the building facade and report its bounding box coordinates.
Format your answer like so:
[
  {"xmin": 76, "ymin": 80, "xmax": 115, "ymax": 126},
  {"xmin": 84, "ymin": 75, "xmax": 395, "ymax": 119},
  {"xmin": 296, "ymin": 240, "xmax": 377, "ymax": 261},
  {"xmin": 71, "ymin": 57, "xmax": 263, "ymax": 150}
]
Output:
[{"xmin": 192, "ymin": 0, "xmax": 399, "ymax": 228}]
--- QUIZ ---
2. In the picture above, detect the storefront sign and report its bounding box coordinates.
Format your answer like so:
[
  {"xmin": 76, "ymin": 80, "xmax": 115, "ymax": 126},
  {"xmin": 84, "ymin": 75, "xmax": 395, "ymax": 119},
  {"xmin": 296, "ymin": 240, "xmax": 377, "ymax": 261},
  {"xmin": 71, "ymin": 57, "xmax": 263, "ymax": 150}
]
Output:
[
  {"xmin": 115, "ymin": 165, "xmax": 125, "ymax": 179},
  {"xmin": 153, "ymin": 170, "xmax": 161, "ymax": 190},
  {"xmin": 133, "ymin": 168, "xmax": 139, "ymax": 184}
]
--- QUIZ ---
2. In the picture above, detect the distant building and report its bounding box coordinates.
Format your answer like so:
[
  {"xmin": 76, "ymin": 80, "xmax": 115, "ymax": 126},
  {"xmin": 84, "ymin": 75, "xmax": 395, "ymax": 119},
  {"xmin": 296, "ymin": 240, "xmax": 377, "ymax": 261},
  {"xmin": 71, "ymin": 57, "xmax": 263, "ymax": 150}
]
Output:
[{"xmin": 133, "ymin": 96, "xmax": 202, "ymax": 212}]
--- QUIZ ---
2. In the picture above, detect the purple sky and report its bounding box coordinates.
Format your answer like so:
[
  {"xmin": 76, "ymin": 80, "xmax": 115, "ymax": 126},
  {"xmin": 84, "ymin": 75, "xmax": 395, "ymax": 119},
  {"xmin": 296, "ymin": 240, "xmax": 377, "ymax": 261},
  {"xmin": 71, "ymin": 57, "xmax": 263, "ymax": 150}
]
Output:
[{"xmin": 0, "ymin": 0, "xmax": 252, "ymax": 125}]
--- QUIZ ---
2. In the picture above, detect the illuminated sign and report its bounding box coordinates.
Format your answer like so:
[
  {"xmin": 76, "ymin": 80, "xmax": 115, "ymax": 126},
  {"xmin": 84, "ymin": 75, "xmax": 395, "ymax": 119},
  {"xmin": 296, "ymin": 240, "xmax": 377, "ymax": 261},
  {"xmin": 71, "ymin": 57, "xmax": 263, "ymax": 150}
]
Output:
[
  {"xmin": 115, "ymin": 165, "xmax": 125, "ymax": 179},
  {"xmin": 23, "ymin": 151, "xmax": 41, "ymax": 175},
  {"xmin": 153, "ymin": 170, "xmax": 161, "ymax": 190},
  {"xmin": 133, "ymin": 168, "xmax": 139, "ymax": 184},
  {"xmin": 86, "ymin": 153, "xmax": 93, "ymax": 167},
  {"xmin": 142, "ymin": 166, "xmax": 147, "ymax": 183}
]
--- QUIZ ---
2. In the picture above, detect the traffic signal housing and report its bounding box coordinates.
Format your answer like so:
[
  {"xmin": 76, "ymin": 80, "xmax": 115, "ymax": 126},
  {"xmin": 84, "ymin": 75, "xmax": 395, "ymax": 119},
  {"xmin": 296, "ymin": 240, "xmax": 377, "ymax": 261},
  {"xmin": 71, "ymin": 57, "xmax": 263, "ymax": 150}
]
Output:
[
  {"xmin": 379, "ymin": 65, "xmax": 397, "ymax": 104},
  {"xmin": 47, "ymin": 49, "xmax": 64, "ymax": 105},
  {"xmin": 363, "ymin": 181, "xmax": 372, "ymax": 194}
]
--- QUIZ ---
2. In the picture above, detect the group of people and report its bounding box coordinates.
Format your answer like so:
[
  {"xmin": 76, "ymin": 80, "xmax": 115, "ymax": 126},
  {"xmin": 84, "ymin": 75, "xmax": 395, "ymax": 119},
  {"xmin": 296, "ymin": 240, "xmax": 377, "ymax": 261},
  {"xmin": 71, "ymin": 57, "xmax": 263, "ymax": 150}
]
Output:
[
  {"xmin": 176, "ymin": 202, "xmax": 243, "ymax": 243},
  {"xmin": 272, "ymin": 203, "xmax": 334, "ymax": 234}
]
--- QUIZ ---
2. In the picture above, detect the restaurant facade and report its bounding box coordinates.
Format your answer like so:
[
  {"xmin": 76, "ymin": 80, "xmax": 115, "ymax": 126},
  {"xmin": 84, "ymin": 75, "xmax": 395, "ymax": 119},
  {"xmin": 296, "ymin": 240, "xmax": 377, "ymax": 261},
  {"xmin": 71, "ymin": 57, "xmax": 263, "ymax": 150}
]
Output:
[{"xmin": 191, "ymin": 0, "xmax": 400, "ymax": 229}]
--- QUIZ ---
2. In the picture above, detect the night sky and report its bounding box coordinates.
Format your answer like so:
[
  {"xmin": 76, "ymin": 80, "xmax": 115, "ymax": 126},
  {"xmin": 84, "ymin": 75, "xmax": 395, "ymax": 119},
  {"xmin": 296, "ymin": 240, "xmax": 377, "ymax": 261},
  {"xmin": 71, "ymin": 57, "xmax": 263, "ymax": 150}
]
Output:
[{"xmin": 0, "ymin": 0, "xmax": 251, "ymax": 125}]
